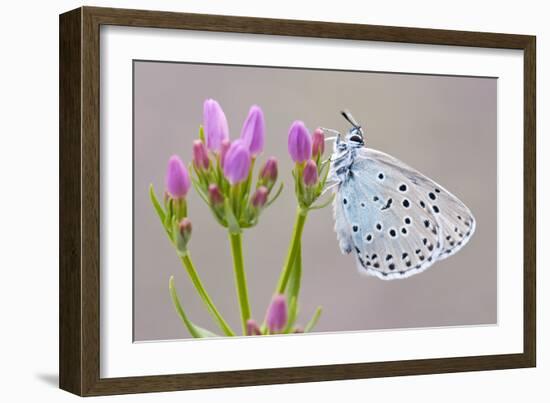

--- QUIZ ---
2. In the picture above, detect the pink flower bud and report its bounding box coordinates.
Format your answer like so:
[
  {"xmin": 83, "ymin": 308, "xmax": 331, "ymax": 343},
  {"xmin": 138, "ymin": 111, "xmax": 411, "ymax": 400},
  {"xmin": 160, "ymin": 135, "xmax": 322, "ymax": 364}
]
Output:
[
  {"xmin": 175, "ymin": 218, "xmax": 192, "ymax": 253},
  {"xmin": 302, "ymin": 159, "xmax": 318, "ymax": 186},
  {"xmin": 287, "ymin": 121, "xmax": 312, "ymax": 163},
  {"xmin": 192, "ymin": 140, "xmax": 210, "ymax": 171},
  {"xmin": 259, "ymin": 157, "xmax": 278, "ymax": 186},
  {"xmin": 240, "ymin": 105, "xmax": 265, "ymax": 157},
  {"xmin": 251, "ymin": 186, "xmax": 268, "ymax": 208},
  {"xmin": 220, "ymin": 139, "xmax": 231, "ymax": 168},
  {"xmin": 179, "ymin": 218, "xmax": 192, "ymax": 239},
  {"xmin": 166, "ymin": 155, "xmax": 190, "ymax": 199},
  {"xmin": 208, "ymin": 184, "xmax": 224, "ymax": 206},
  {"xmin": 203, "ymin": 99, "xmax": 229, "ymax": 152},
  {"xmin": 266, "ymin": 294, "xmax": 287, "ymax": 333},
  {"xmin": 223, "ymin": 140, "xmax": 251, "ymax": 185},
  {"xmin": 312, "ymin": 128, "xmax": 325, "ymax": 158},
  {"xmin": 246, "ymin": 319, "xmax": 261, "ymax": 336}
]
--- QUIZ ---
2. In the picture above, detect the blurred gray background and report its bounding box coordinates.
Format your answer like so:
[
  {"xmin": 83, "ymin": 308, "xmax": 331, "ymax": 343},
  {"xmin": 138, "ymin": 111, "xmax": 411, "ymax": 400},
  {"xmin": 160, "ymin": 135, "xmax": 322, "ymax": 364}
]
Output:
[{"xmin": 133, "ymin": 61, "xmax": 497, "ymax": 341}]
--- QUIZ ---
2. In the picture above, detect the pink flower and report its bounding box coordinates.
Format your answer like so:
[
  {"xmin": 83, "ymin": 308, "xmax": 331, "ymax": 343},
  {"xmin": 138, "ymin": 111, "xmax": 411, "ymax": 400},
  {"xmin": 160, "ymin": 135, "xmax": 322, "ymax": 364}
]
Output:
[
  {"xmin": 203, "ymin": 99, "xmax": 229, "ymax": 152},
  {"xmin": 246, "ymin": 319, "xmax": 261, "ymax": 336},
  {"xmin": 165, "ymin": 155, "xmax": 190, "ymax": 198},
  {"xmin": 175, "ymin": 217, "xmax": 192, "ymax": 252},
  {"xmin": 220, "ymin": 139, "xmax": 231, "ymax": 168},
  {"xmin": 312, "ymin": 128, "xmax": 325, "ymax": 158},
  {"xmin": 208, "ymin": 184, "xmax": 224, "ymax": 206},
  {"xmin": 178, "ymin": 218, "xmax": 192, "ymax": 241},
  {"xmin": 259, "ymin": 157, "xmax": 278, "ymax": 188},
  {"xmin": 192, "ymin": 140, "xmax": 210, "ymax": 171},
  {"xmin": 302, "ymin": 159, "xmax": 318, "ymax": 186},
  {"xmin": 266, "ymin": 294, "xmax": 288, "ymax": 333},
  {"xmin": 251, "ymin": 186, "xmax": 268, "ymax": 208},
  {"xmin": 240, "ymin": 105, "xmax": 265, "ymax": 157},
  {"xmin": 287, "ymin": 121, "xmax": 312, "ymax": 163},
  {"xmin": 223, "ymin": 140, "xmax": 251, "ymax": 185}
]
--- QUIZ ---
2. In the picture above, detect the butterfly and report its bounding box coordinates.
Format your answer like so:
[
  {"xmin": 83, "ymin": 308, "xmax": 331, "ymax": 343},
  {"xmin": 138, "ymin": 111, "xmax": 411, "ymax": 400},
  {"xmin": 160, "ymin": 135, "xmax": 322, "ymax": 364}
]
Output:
[{"xmin": 324, "ymin": 111, "xmax": 476, "ymax": 280}]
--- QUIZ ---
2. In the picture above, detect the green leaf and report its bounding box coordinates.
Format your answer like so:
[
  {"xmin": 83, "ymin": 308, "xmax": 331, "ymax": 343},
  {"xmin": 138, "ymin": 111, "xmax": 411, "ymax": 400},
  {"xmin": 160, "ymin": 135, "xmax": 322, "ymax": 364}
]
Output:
[
  {"xmin": 319, "ymin": 158, "xmax": 331, "ymax": 170},
  {"xmin": 164, "ymin": 198, "xmax": 174, "ymax": 231},
  {"xmin": 296, "ymin": 164, "xmax": 305, "ymax": 196},
  {"xmin": 308, "ymin": 193, "xmax": 335, "ymax": 211},
  {"xmin": 169, "ymin": 276, "xmax": 220, "ymax": 338},
  {"xmin": 319, "ymin": 158, "xmax": 331, "ymax": 187},
  {"xmin": 242, "ymin": 158, "xmax": 255, "ymax": 202},
  {"xmin": 284, "ymin": 241, "xmax": 302, "ymax": 333},
  {"xmin": 172, "ymin": 217, "xmax": 188, "ymax": 256},
  {"xmin": 199, "ymin": 125, "xmax": 205, "ymax": 143},
  {"xmin": 265, "ymin": 182, "xmax": 284, "ymax": 208},
  {"xmin": 283, "ymin": 296, "xmax": 298, "ymax": 333},
  {"xmin": 149, "ymin": 184, "xmax": 166, "ymax": 224},
  {"xmin": 191, "ymin": 177, "xmax": 210, "ymax": 205},
  {"xmin": 173, "ymin": 198, "xmax": 187, "ymax": 221},
  {"xmin": 224, "ymin": 199, "xmax": 241, "ymax": 234},
  {"xmin": 304, "ymin": 306, "xmax": 322, "ymax": 333},
  {"xmin": 210, "ymin": 207, "xmax": 228, "ymax": 228}
]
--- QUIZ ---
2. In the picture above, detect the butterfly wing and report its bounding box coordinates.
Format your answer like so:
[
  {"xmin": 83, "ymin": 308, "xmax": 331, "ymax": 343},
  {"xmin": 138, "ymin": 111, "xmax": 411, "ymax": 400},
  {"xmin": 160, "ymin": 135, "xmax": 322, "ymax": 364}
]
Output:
[
  {"xmin": 333, "ymin": 147, "xmax": 475, "ymax": 280},
  {"xmin": 362, "ymin": 148, "xmax": 476, "ymax": 260}
]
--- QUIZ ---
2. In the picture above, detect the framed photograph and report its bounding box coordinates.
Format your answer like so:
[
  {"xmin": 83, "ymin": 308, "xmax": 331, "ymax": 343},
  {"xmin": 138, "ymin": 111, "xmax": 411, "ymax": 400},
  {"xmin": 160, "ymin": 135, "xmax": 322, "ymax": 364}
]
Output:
[{"xmin": 59, "ymin": 6, "xmax": 536, "ymax": 396}]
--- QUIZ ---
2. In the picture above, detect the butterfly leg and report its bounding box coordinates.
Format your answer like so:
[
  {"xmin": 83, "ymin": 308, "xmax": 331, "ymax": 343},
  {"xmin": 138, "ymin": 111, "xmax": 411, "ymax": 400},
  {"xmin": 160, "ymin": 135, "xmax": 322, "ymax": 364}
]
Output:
[
  {"xmin": 320, "ymin": 128, "xmax": 341, "ymax": 138},
  {"xmin": 321, "ymin": 181, "xmax": 339, "ymax": 197}
]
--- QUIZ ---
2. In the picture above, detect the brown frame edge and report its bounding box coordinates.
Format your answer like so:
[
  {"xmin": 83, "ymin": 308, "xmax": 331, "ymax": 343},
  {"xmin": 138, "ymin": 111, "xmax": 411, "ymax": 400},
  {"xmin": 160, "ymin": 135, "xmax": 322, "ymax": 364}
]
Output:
[{"xmin": 59, "ymin": 6, "xmax": 536, "ymax": 396}]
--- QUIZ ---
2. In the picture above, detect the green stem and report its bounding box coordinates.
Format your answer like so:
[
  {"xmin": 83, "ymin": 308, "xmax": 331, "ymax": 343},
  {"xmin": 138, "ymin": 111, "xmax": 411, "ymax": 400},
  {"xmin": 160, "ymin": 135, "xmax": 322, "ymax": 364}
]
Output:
[
  {"xmin": 228, "ymin": 232, "xmax": 252, "ymax": 334},
  {"xmin": 276, "ymin": 208, "xmax": 308, "ymax": 294},
  {"xmin": 180, "ymin": 253, "xmax": 235, "ymax": 336},
  {"xmin": 287, "ymin": 239, "xmax": 302, "ymax": 303}
]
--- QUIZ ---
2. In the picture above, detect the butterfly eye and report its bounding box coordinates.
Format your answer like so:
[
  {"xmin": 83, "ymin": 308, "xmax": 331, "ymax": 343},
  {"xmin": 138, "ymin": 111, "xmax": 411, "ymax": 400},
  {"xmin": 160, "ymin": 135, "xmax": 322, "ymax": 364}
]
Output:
[{"xmin": 349, "ymin": 135, "xmax": 363, "ymax": 143}]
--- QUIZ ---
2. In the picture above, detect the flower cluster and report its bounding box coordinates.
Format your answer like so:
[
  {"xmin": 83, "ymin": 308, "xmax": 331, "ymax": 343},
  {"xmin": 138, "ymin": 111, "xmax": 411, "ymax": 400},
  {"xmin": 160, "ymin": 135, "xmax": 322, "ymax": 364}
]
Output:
[
  {"xmin": 192, "ymin": 99, "xmax": 282, "ymax": 233},
  {"xmin": 288, "ymin": 122, "xmax": 331, "ymax": 211},
  {"xmin": 150, "ymin": 99, "xmax": 327, "ymax": 339},
  {"xmin": 150, "ymin": 142, "xmax": 239, "ymax": 337}
]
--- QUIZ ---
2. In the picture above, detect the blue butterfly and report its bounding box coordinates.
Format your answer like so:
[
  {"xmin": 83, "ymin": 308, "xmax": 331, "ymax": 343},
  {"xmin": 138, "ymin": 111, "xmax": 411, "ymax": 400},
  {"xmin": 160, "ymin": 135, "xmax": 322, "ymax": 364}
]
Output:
[{"xmin": 325, "ymin": 111, "xmax": 476, "ymax": 280}]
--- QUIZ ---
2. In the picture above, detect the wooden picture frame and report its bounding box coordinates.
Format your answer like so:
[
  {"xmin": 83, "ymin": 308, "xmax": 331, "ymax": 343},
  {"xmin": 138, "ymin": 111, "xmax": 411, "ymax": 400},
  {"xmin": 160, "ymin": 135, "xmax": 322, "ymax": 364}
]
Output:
[{"xmin": 59, "ymin": 6, "xmax": 536, "ymax": 396}]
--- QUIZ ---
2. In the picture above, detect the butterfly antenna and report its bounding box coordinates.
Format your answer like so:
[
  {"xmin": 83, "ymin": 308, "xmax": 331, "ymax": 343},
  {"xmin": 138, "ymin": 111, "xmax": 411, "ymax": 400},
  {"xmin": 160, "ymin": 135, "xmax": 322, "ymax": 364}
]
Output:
[
  {"xmin": 341, "ymin": 110, "xmax": 360, "ymax": 129},
  {"xmin": 341, "ymin": 110, "xmax": 365, "ymax": 138}
]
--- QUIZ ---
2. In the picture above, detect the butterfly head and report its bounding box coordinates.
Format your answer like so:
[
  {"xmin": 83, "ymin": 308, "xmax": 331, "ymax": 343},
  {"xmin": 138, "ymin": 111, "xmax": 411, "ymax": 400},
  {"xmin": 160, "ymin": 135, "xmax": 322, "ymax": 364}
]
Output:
[
  {"xmin": 341, "ymin": 110, "xmax": 365, "ymax": 148},
  {"xmin": 321, "ymin": 111, "xmax": 365, "ymax": 153}
]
